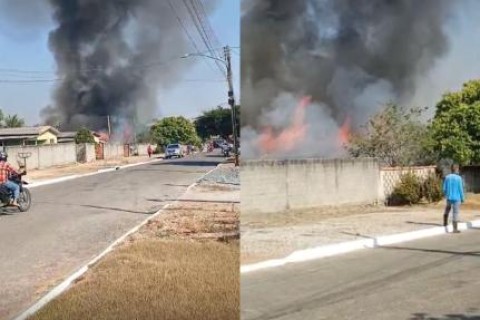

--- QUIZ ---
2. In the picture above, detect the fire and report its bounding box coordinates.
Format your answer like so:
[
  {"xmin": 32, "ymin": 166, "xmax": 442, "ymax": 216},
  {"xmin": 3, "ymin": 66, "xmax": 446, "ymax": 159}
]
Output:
[
  {"xmin": 257, "ymin": 96, "xmax": 352, "ymax": 156},
  {"xmin": 338, "ymin": 116, "xmax": 351, "ymax": 146},
  {"xmin": 258, "ymin": 96, "xmax": 311, "ymax": 154}
]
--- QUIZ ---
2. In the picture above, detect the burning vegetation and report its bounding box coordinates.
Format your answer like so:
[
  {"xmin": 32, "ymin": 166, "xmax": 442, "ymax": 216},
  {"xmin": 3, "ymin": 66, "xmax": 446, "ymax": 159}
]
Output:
[{"xmin": 241, "ymin": 0, "xmax": 457, "ymax": 159}]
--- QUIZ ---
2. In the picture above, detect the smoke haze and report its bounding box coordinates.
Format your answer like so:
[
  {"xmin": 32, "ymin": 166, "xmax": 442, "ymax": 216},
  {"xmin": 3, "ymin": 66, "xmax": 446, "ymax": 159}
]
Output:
[
  {"xmin": 241, "ymin": 0, "xmax": 470, "ymax": 159},
  {"xmin": 16, "ymin": 0, "xmax": 219, "ymax": 131}
]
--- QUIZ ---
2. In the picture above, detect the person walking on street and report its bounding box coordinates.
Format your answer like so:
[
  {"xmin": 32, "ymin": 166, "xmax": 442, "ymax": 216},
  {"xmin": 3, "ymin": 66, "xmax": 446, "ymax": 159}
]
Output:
[
  {"xmin": 147, "ymin": 145, "xmax": 153, "ymax": 158},
  {"xmin": 443, "ymin": 164, "xmax": 465, "ymax": 233}
]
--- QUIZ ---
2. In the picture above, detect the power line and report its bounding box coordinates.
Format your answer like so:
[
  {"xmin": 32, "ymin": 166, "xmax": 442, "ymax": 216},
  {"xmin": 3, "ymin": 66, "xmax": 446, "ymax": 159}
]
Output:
[
  {"xmin": 0, "ymin": 47, "xmax": 229, "ymax": 76},
  {"xmin": 192, "ymin": 0, "xmax": 225, "ymax": 74},
  {"xmin": 166, "ymin": 0, "xmax": 220, "ymax": 76},
  {"xmin": 182, "ymin": 0, "xmax": 226, "ymax": 78},
  {"xmin": 0, "ymin": 77, "xmax": 226, "ymax": 84}
]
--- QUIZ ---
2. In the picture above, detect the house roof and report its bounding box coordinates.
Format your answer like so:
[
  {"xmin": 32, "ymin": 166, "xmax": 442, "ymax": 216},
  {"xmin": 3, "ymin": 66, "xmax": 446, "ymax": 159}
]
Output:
[
  {"xmin": 57, "ymin": 131, "xmax": 77, "ymax": 138},
  {"xmin": 0, "ymin": 126, "xmax": 60, "ymax": 137},
  {"xmin": 0, "ymin": 135, "xmax": 36, "ymax": 141},
  {"xmin": 94, "ymin": 131, "xmax": 110, "ymax": 142}
]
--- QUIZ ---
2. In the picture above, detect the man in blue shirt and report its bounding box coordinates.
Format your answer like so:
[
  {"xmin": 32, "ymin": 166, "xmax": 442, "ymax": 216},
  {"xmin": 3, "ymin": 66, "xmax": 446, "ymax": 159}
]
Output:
[{"xmin": 443, "ymin": 164, "xmax": 465, "ymax": 233}]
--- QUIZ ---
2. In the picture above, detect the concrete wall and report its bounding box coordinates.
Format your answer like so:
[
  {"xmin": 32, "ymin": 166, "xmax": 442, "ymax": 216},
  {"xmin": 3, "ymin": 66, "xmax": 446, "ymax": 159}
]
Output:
[
  {"xmin": 5, "ymin": 142, "xmax": 150, "ymax": 170},
  {"xmin": 242, "ymin": 158, "xmax": 381, "ymax": 214},
  {"xmin": 85, "ymin": 144, "xmax": 96, "ymax": 162},
  {"xmin": 75, "ymin": 143, "xmax": 96, "ymax": 163},
  {"xmin": 104, "ymin": 144, "xmax": 124, "ymax": 159},
  {"xmin": 136, "ymin": 144, "xmax": 155, "ymax": 156},
  {"xmin": 6, "ymin": 144, "xmax": 77, "ymax": 170}
]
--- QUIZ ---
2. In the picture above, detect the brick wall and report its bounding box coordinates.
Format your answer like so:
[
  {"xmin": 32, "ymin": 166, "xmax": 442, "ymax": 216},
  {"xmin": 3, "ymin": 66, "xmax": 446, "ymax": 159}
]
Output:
[{"xmin": 379, "ymin": 166, "xmax": 437, "ymax": 201}]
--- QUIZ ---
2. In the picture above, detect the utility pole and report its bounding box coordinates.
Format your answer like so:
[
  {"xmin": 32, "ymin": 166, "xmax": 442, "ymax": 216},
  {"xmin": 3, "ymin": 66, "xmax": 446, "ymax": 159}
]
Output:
[
  {"xmin": 224, "ymin": 45, "xmax": 239, "ymax": 166},
  {"xmin": 107, "ymin": 115, "xmax": 111, "ymax": 138}
]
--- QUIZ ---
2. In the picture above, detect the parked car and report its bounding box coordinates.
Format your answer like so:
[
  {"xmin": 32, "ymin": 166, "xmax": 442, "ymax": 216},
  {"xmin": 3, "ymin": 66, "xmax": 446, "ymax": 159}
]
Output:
[{"xmin": 165, "ymin": 143, "xmax": 185, "ymax": 159}]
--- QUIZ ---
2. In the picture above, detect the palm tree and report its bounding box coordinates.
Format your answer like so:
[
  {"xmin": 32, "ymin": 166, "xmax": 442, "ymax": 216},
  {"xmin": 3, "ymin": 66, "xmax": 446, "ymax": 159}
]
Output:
[{"xmin": 4, "ymin": 114, "xmax": 25, "ymax": 128}]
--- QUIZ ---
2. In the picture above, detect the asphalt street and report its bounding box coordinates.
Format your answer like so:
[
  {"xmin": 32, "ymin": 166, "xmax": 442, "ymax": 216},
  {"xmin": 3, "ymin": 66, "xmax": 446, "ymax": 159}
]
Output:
[
  {"xmin": 242, "ymin": 229, "xmax": 480, "ymax": 320},
  {"xmin": 0, "ymin": 154, "xmax": 222, "ymax": 320}
]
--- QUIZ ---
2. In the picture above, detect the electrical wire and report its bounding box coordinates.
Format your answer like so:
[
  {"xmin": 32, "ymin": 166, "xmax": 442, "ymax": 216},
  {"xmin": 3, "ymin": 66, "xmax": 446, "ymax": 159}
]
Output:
[
  {"xmin": 182, "ymin": 0, "xmax": 226, "ymax": 78},
  {"xmin": 166, "ymin": 0, "xmax": 220, "ymax": 76}
]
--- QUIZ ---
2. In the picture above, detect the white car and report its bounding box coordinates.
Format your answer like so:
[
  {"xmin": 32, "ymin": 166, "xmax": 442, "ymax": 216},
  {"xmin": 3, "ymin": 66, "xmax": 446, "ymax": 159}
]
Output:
[{"xmin": 165, "ymin": 144, "xmax": 184, "ymax": 159}]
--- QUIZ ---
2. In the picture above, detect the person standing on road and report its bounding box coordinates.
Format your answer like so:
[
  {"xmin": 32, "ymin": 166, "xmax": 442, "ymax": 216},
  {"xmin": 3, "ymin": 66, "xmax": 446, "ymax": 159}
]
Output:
[
  {"xmin": 147, "ymin": 145, "xmax": 153, "ymax": 158},
  {"xmin": 443, "ymin": 164, "xmax": 465, "ymax": 233}
]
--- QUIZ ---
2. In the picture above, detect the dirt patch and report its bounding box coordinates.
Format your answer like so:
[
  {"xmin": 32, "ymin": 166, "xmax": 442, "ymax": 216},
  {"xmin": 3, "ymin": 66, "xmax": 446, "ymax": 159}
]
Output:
[
  {"xmin": 241, "ymin": 195, "xmax": 480, "ymax": 265},
  {"xmin": 243, "ymin": 193, "xmax": 480, "ymax": 228},
  {"xmin": 242, "ymin": 204, "xmax": 409, "ymax": 228},
  {"xmin": 138, "ymin": 202, "xmax": 239, "ymax": 242}
]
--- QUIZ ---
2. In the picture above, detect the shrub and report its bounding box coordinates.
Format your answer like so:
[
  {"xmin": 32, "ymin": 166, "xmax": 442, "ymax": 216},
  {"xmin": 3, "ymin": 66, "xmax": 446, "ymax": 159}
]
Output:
[
  {"xmin": 422, "ymin": 173, "xmax": 443, "ymax": 203},
  {"xmin": 389, "ymin": 172, "xmax": 423, "ymax": 205}
]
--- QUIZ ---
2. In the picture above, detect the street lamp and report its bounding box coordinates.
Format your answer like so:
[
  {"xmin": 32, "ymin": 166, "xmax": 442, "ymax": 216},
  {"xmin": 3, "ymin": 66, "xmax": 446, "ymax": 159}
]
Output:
[{"xmin": 181, "ymin": 46, "xmax": 239, "ymax": 167}]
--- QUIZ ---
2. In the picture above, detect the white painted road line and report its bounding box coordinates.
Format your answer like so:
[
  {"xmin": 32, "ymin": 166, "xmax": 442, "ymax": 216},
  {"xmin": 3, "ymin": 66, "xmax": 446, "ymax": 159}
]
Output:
[{"xmin": 240, "ymin": 219, "xmax": 480, "ymax": 274}]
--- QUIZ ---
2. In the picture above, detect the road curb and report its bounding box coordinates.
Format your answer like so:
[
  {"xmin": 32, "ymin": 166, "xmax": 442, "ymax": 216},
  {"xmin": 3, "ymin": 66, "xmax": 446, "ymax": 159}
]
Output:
[
  {"xmin": 27, "ymin": 158, "xmax": 164, "ymax": 189},
  {"xmin": 14, "ymin": 163, "xmax": 219, "ymax": 320},
  {"xmin": 240, "ymin": 219, "xmax": 480, "ymax": 274}
]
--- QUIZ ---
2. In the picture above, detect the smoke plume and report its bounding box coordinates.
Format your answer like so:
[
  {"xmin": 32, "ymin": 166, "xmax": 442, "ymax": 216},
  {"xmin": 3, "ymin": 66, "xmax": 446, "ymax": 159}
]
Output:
[
  {"xmin": 241, "ymin": 0, "xmax": 459, "ymax": 158},
  {"xmin": 40, "ymin": 0, "xmax": 217, "ymax": 131}
]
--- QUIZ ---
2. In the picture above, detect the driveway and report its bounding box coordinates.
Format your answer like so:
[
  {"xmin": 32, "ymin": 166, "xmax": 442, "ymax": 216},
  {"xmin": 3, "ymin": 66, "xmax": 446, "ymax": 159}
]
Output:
[
  {"xmin": 0, "ymin": 154, "xmax": 222, "ymax": 320},
  {"xmin": 242, "ymin": 229, "xmax": 480, "ymax": 320}
]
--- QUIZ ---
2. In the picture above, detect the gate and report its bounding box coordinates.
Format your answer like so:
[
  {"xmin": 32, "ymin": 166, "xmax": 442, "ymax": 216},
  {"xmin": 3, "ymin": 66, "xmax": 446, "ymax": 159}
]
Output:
[{"xmin": 95, "ymin": 143, "xmax": 104, "ymax": 160}]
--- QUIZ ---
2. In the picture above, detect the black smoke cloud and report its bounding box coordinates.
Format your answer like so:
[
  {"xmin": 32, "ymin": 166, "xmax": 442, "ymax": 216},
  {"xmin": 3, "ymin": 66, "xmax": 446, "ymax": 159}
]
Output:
[
  {"xmin": 241, "ymin": 0, "xmax": 458, "ymax": 158},
  {"xmin": 39, "ymin": 0, "xmax": 217, "ymax": 131}
]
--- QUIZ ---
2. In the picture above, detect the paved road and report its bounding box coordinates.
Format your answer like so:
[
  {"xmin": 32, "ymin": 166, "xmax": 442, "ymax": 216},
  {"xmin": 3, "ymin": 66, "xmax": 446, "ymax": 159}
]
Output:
[
  {"xmin": 0, "ymin": 154, "xmax": 222, "ymax": 320},
  {"xmin": 242, "ymin": 229, "xmax": 480, "ymax": 320}
]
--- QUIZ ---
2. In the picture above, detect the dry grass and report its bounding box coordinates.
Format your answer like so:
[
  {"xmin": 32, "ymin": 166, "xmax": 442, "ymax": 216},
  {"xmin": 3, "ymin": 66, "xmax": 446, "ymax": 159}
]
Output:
[
  {"xmin": 242, "ymin": 204, "xmax": 407, "ymax": 228},
  {"xmin": 243, "ymin": 193, "xmax": 480, "ymax": 229},
  {"xmin": 30, "ymin": 240, "xmax": 239, "ymax": 320},
  {"xmin": 29, "ymin": 200, "xmax": 240, "ymax": 320}
]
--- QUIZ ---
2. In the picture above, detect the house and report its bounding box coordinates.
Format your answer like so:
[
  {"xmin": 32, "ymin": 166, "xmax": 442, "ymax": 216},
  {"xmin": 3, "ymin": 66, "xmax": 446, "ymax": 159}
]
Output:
[
  {"xmin": 93, "ymin": 132, "xmax": 109, "ymax": 144},
  {"xmin": 57, "ymin": 131, "xmax": 76, "ymax": 144},
  {"xmin": 58, "ymin": 130, "xmax": 110, "ymax": 145},
  {"xmin": 0, "ymin": 126, "xmax": 60, "ymax": 147}
]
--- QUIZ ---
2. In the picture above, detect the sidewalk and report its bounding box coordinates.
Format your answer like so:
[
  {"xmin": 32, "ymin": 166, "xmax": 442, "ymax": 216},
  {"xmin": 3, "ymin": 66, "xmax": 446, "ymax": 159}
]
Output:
[
  {"xmin": 241, "ymin": 198, "xmax": 480, "ymax": 265},
  {"xmin": 24, "ymin": 155, "xmax": 163, "ymax": 184}
]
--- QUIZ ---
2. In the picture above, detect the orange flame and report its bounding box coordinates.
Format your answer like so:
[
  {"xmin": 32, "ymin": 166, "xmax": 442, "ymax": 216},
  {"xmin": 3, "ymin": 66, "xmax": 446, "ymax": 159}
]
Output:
[
  {"xmin": 338, "ymin": 116, "xmax": 351, "ymax": 146},
  {"xmin": 258, "ymin": 96, "xmax": 311, "ymax": 154}
]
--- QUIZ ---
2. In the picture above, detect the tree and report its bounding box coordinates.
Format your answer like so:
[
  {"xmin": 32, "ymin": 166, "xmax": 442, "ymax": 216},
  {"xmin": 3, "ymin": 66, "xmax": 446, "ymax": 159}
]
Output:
[
  {"xmin": 150, "ymin": 116, "xmax": 201, "ymax": 147},
  {"xmin": 346, "ymin": 103, "xmax": 433, "ymax": 166},
  {"xmin": 430, "ymin": 80, "xmax": 480, "ymax": 165},
  {"xmin": 75, "ymin": 127, "xmax": 96, "ymax": 144},
  {"xmin": 195, "ymin": 105, "xmax": 240, "ymax": 141},
  {"xmin": 3, "ymin": 114, "xmax": 24, "ymax": 128}
]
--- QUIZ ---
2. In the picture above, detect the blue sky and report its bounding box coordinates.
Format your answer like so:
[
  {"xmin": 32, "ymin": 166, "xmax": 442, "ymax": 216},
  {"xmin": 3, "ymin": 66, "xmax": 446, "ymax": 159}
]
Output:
[{"xmin": 0, "ymin": 0, "xmax": 239, "ymax": 125}]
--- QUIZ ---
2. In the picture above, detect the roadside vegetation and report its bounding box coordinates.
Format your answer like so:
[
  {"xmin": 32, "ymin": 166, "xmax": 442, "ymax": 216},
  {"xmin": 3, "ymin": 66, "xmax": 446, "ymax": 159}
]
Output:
[
  {"xmin": 346, "ymin": 79, "xmax": 480, "ymax": 207},
  {"xmin": 347, "ymin": 79, "xmax": 480, "ymax": 167}
]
